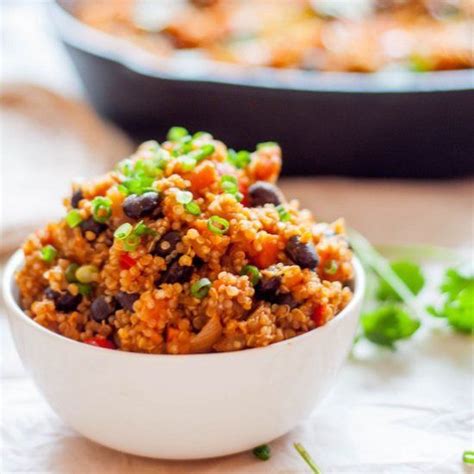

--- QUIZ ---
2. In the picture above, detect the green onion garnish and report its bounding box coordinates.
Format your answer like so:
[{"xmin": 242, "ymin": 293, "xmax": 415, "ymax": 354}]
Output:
[
  {"xmin": 257, "ymin": 141, "xmax": 278, "ymax": 150},
  {"xmin": 65, "ymin": 263, "xmax": 79, "ymax": 283},
  {"xmin": 167, "ymin": 126, "xmax": 189, "ymax": 142},
  {"xmin": 177, "ymin": 155, "xmax": 197, "ymax": 172},
  {"xmin": 193, "ymin": 143, "xmax": 215, "ymax": 162},
  {"xmin": 176, "ymin": 190, "xmax": 193, "ymax": 204},
  {"xmin": 464, "ymin": 451, "xmax": 474, "ymax": 464},
  {"xmin": 185, "ymin": 201, "xmax": 201, "ymax": 216},
  {"xmin": 294, "ymin": 443, "xmax": 322, "ymax": 474},
  {"xmin": 77, "ymin": 283, "xmax": 92, "ymax": 296},
  {"xmin": 221, "ymin": 175, "xmax": 238, "ymax": 195},
  {"xmin": 191, "ymin": 278, "xmax": 212, "ymax": 299},
  {"xmin": 91, "ymin": 196, "xmax": 112, "ymax": 223},
  {"xmin": 66, "ymin": 209, "xmax": 82, "ymax": 228},
  {"xmin": 252, "ymin": 444, "xmax": 271, "ymax": 461},
  {"xmin": 123, "ymin": 233, "xmax": 141, "ymax": 252},
  {"xmin": 207, "ymin": 216, "xmax": 230, "ymax": 235},
  {"xmin": 240, "ymin": 265, "xmax": 261, "ymax": 286},
  {"xmin": 114, "ymin": 223, "xmax": 133, "ymax": 240},
  {"xmin": 227, "ymin": 149, "xmax": 251, "ymax": 169},
  {"xmin": 40, "ymin": 245, "xmax": 57, "ymax": 263},
  {"xmin": 134, "ymin": 220, "xmax": 156, "ymax": 237},
  {"xmin": 75, "ymin": 265, "xmax": 99, "ymax": 284},
  {"xmin": 276, "ymin": 204, "xmax": 290, "ymax": 222},
  {"xmin": 324, "ymin": 260, "xmax": 338, "ymax": 275}
]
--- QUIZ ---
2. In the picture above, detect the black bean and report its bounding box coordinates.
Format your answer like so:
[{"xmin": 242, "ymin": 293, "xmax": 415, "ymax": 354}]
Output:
[
  {"xmin": 90, "ymin": 296, "xmax": 116, "ymax": 322},
  {"xmin": 276, "ymin": 292, "xmax": 299, "ymax": 309},
  {"xmin": 248, "ymin": 181, "xmax": 283, "ymax": 207},
  {"xmin": 114, "ymin": 291, "xmax": 139, "ymax": 312},
  {"xmin": 255, "ymin": 276, "xmax": 281, "ymax": 302},
  {"xmin": 55, "ymin": 291, "xmax": 82, "ymax": 313},
  {"xmin": 44, "ymin": 287, "xmax": 60, "ymax": 301},
  {"xmin": 123, "ymin": 192, "xmax": 160, "ymax": 219},
  {"xmin": 156, "ymin": 259, "xmax": 193, "ymax": 286},
  {"xmin": 153, "ymin": 231, "xmax": 181, "ymax": 258},
  {"xmin": 71, "ymin": 189, "xmax": 84, "ymax": 208},
  {"xmin": 80, "ymin": 217, "xmax": 107, "ymax": 238},
  {"xmin": 285, "ymin": 236, "xmax": 319, "ymax": 270}
]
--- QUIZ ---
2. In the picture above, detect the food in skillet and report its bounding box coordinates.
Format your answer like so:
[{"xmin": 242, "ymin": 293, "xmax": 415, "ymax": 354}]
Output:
[
  {"xmin": 76, "ymin": 0, "xmax": 473, "ymax": 73},
  {"xmin": 16, "ymin": 128, "xmax": 354, "ymax": 354}
]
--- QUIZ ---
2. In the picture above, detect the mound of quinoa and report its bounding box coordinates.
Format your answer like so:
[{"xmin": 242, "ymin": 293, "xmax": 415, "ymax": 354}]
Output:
[{"xmin": 16, "ymin": 128, "xmax": 354, "ymax": 354}]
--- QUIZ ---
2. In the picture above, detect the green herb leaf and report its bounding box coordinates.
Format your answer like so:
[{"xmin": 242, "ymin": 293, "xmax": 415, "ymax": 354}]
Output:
[
  {"xmin": 252, "ymin": 444, "xmax": 271, "ymax": 461},
  {"xmin": 360, "ymin": 305, "xmax": 421, "ymax": 349},
  {"xmin": 293, "ymin": 443, "xmax": 322, "ymax": 474},
  {"xmin": 428, "ymin": 267, "xmax": 474, "ymax": 334},
  {"xmin": 349, "ymin": 229, "xmax": 424, "ymax": 320},
  {"xmin": 377, "ymin": 260, "xmax": 425, "ymax": 301}
]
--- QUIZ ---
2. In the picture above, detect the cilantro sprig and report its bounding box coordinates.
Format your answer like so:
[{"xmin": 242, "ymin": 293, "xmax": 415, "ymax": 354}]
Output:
[
  {"xmin": 350, "ymin": 230, "xmax": 423, "ymax": 348},
  {"xmin": 427, "ymin": 266, "xmax": 474, "ymax": 334}
]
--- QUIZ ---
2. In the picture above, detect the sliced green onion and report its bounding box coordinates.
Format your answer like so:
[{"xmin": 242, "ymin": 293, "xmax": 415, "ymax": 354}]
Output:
[
  {"xmin": 167, "ymin": 126, "xmax": 189, "ymax": 141},
  {"xmin": 193, "ymin": 143, "xmax": 215, "ymax": 162},
  {"xmin": 184, "ymin": 201, "xmax": 201, "ymax": 216},
  {"xmin": 117, "ymin": 184, "xmax": 129, "ymax": 196},
  {"xmin": 191, "ymin": 278, "xmax": 212, "ymax": 299},
  {"xmin": 235, "ymin": 192, "xmax": 244, "ymax": 202},
  {"xmin": 257, "ymin": 141, "xmax": 278, "ymax": 150},
  {"xmin": 252, "ymin": 444, "xmax": 271, "ymax": 461},
  {"xmin": 172, "ymin": 135, "xmax": 193, "ymax": 156},
  {"xmin": 221, "ymin": 175, "xmax": 238, "ymax": 195},
  {"xmin": 66, "ymin": 209, "xmax": 82, "ymax": 228},
  {"xmin": 40, "ymin": 245, "xmax": 57, "ymax": 263},
  {"xmin": 324, "ymin": 260, "xmax": 339, "ymax": 275},
  {"xmin": 228, "ymin": 149, "xmax": 251, "ymax": 169},
  {"xmin": 176, "ymin": 190, "xmax": 193, "ymax": 204},
  {"xmin": 207, "ymin": 216, "xmax": 230, "ymax": 235},
  {"xmin": 76, "ymin": 265, "xmax": 99, "ymax": 284},
  {"xmin": 240, "ymin": 265, "xmax": 261, "ymax": 286},
  {"xmin": 294, "ymin": 443, "xmax": 322, "ymax": 474},
  {"xmin": 463, "ymin": 451, "xmax": 474, "ymax": 465},
  {"xmin": 276, "ymin": 204, "xmax": 291, "ymax": 222},
  {"xmin": 77, "ymin": 283, "xmax": 92, "ymax": 296},
  {"xmin": 177, "ymin": 155, "xmax": 197, "ymax": 172},
  {"xmin": 123, "ymin": 233, "xmax": 141, "ymax": 252},
  {"xmin": 116, "ymin": 158, "xmax": 134, "ymax": 176},
  {"xmin": 91, "ymin": 196, "xmax": 112, "ymax": 223},
  {"xmin": 114, "ymin": 223, "xmax": 133, "ymax": 240},
  {"xmin": 134, "ymin": 220, "xmax": 156, "ymax": 237},
  {"xmin": 65, "ymin": 263, "xmax": 79, "ymax": 283}
]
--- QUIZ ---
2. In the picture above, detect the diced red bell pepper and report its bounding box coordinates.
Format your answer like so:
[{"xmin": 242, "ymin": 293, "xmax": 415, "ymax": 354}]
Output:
[
  {"xmin": 84, "ymin": 337, "xmax": 116, "ymax": 349},
  {"xmin": 119, "ymin": 253, "xmax": 136, "ymax": 270},
  {"xmin": 312, "ymin": 304, "xmax": 325, "ymax": 327}
]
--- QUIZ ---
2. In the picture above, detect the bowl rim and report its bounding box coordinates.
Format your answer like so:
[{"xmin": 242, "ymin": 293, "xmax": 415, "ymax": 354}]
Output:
[
  {"xmin": 50, "ymin": 1, "xmax": 474, "ymax": 94},
  {"xmin": 3, "ymin": 249, "xmax": 365, "ymax": 360}
]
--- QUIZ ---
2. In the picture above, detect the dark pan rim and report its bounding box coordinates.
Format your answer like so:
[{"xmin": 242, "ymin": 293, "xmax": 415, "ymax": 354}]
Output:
[{"xmin": 51, "ymin": 1, "xmax": 474, "ymax": 94}]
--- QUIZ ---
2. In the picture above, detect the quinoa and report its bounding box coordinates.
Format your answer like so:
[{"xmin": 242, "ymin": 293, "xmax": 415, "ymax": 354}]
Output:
[{"xmin": 16, "ymin": 128, "xmax": 354, "ymax": 354}]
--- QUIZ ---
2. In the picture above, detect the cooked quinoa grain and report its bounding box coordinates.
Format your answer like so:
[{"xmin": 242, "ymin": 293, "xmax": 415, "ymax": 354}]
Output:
[{"xmin": 16, "ymin": 128, "xmax": 354, "ymax": 354}]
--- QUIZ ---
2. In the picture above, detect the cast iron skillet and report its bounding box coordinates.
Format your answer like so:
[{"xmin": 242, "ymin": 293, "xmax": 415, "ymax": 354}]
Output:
[{"xmin": 52, "ymin": 0, "xmax": 474, "ymax": 178}]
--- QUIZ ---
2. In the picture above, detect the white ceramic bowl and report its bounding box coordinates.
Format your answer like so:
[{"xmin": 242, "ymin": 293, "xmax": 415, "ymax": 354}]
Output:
[{"xmin": 3, "ymin": 250, "xmax": 365, "ymax": 460}]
